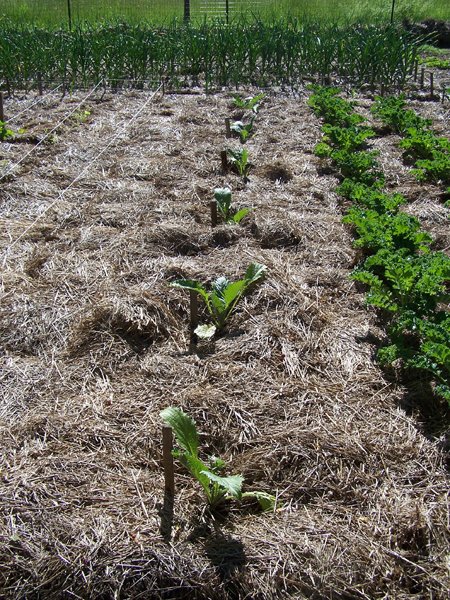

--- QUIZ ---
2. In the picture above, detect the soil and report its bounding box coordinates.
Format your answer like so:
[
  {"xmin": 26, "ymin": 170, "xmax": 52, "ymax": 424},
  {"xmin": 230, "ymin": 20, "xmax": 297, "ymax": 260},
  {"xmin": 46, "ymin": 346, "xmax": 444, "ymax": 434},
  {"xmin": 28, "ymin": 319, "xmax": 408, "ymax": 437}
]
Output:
[{"xmin": 0, "ymin": 79, "xmax": 449, "ymax": 599}]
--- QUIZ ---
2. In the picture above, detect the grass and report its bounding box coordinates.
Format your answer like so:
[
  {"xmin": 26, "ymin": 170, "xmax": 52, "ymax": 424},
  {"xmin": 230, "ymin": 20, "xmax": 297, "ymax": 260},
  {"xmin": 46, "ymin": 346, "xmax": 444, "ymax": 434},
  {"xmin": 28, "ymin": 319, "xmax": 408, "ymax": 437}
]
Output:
[{"xmin": 1, "ymin": 0, "xmax": 449, "ymax": 27}]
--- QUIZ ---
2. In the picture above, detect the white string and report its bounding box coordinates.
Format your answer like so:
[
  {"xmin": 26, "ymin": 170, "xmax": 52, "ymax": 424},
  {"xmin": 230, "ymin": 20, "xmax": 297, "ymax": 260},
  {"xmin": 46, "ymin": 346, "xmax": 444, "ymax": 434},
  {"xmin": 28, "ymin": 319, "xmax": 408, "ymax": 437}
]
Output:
[
  {"xmin": 2, "ymin": 82, "xmax": 163, "ymax": 265},
  {"xmin": 4, "ymin": 83, "xmax": 64, "ymax": 124},
  {"xmin": 0, "ymin": 80, "xmax": 104, "ymax": 184}
]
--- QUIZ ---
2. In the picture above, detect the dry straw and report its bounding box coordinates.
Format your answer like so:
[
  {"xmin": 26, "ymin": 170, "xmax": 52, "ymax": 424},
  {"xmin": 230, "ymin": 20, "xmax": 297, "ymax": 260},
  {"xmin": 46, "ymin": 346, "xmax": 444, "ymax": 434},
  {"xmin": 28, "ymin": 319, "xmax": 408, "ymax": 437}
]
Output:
[{"xmin": 0, "ymin": 87, "xmax": 448, "ymax": 599}]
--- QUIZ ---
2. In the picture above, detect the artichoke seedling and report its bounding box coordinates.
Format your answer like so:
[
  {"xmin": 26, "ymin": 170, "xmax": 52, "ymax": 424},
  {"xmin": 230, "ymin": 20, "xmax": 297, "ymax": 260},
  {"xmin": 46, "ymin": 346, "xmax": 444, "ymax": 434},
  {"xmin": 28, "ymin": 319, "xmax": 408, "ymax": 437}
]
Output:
[
  {"xmin": 161, "ymin": 406, "xmax": 277, "ymax": 510},
  {"xmin": 171, "ymin": 262, "xmax": 266, "ymax": 339},
  {"xmin": 213, "ymin": 187, "xmax": 251, "ymax": 225}
]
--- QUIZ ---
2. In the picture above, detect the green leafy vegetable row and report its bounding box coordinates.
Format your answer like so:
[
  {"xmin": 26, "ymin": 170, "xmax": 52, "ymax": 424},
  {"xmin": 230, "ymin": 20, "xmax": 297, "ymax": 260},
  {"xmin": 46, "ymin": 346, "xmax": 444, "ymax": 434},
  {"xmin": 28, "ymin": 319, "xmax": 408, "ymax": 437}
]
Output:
[
  {"xmin": 371, "ymin": 95, "xmax": 450, "ymax": 186},
  {"xmin": 309, "ymin": 86, "xmax": 450, "ymax": 404}
]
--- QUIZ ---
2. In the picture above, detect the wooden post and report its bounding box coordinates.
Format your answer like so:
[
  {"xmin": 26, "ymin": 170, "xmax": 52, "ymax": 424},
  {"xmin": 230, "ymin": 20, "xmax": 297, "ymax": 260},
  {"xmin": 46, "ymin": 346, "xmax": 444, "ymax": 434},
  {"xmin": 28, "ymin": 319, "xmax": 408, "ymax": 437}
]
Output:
[
  {"xmin": 189, "ymin": 290, "xmax": 198, "ymax": 344},
  {"xmin": 0, "ymin": 92, "xmax": 4, "ymax": 122},
  {"xmin": 225, "ymin": 118, "xmax": 232, "ymax": 138},
  {"xmin": 220, "ymin": 150, "xmax": 228, "ymax": 172},
  {"xmin": 210, "ymin": 200, "xmax": 218, "ymax": 228},
  {"xmin": 37, "ymin": 73, "xmax": 43, "ymax": 96},
  {"xmin": 420, "ymin": 67, "xmax": 425, "ymax": 89},
  {"xmin": 162, "ymin": 426, "xmax": 174, "ymax": 495},
  {"xmin": 413, "ymin": 59, "xmax": 418, "ymax": 82},
  {"xmin": 429, "ymin": 72, "xmax": 434, "ymax": 98}
]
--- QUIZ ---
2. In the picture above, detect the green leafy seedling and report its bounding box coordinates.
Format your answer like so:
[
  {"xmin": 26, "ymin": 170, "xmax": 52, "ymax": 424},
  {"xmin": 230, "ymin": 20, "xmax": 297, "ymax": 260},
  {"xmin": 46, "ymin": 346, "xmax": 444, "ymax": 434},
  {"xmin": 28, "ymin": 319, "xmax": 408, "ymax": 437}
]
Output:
[
  {"xmin": 161, "ymin": 406, "xmax": 277, "ymax": 509},
  {"xmin": 161, "ymin": 406, "xmax": 243, "ymax": 507},
  {"xmin": 227, "ymin": 147, "xmax": 251, "ymax": 178},
  {"xmin": 232, "ymin": 92, "xmax": 265, "ymax": 113},
  {"xmin": 171, "ymin": 262, "xmax": 266, "ymax": 339},
  {"xmin": 214, "ymin": 187, "xmax": 251, "ymax": 224},
  {"xmin": 230, "ymin": 116, "xmax": 255, "ymax": 142},
  {"xmin": 0, "ymin": 121, "xmax": 14, "ymax": 141}
]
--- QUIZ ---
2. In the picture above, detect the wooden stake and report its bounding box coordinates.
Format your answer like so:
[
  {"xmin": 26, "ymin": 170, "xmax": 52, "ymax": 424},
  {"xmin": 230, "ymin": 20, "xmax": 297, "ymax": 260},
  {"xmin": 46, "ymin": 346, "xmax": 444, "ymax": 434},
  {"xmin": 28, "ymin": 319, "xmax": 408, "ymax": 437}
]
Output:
[
  {"xmin": 420, "ymin": 67, "xmax": 425, "ymax": 89},
  {"xmin": 429, "ymin": 72, "xmax": 434, "ymax": 98},
  {"xmin": 189, "ymin": 290, "xmax": 198, "ymax": 344},
  {"xmin": 37, "ymin": 73, "xmax": 43, "ymax": 96},
  {"xmin": 225, "ymin": 118, "xmax": 232, "ymax": 138},
  {"xmin": 413, "ymin": 59, "xmax": 418, "ymax": 82},
  {"xmin": 162, "ymin": 426, "xmax": 174, "ymax": 495},
  {"xmin": 220, "ymin": 150, "xmax": 228, "ymax": 172},
  {"xmin": 210, "ymin": 200, "xmax": 218, "ymax": 228},
  {"xmin": 0, "ymin": 92, "xmax": 4, "ymax": 122}
]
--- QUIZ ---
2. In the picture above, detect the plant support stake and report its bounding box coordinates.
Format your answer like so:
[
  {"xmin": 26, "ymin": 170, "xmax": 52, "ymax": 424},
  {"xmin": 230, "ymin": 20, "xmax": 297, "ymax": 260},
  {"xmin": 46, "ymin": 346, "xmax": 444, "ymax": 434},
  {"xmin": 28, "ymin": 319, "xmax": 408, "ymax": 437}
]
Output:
[
  {"xmin": 210, "ymin": 200, "xmax": 218, "ymax": 228},
  {"xmin": 225, "ymin": 118, "xmax": 232, "ymax": 138},
  {"xmin": 429, "ymin": 72, "xmax": 434, "ymax": 98},
  {"xmin": 189, "ymin": 290, "xmax": 198, "ymax": 344},
  {"xmin": 162, "ymin": 426, "xmax": 175, "ymax": 495},
  {"xmin": 0, "ymin": 93, "xmax": 4, "ymax": 122},
  {"xmin": 220, "ymin": 150, "xmax": 228, "ymax": 172}
]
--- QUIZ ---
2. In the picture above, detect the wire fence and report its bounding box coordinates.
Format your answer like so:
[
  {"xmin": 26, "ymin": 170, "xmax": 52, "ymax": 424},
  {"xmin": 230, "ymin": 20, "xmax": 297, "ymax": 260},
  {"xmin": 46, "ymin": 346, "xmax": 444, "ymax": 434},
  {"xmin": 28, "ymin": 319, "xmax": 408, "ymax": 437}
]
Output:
[{"xmin": 0, "ymin": 0, "xmax": 269, "ymax": 27}]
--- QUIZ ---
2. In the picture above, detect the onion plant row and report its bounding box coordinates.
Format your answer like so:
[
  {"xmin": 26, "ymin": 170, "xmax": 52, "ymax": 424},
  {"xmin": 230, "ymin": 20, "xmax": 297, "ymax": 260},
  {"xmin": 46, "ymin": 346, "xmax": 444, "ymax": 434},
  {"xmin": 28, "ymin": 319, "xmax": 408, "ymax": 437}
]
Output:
[
  {"xmin": 0, "ymin": 19, "xmax": 425, "ymax": 92},
  {"xmin": 309, "ymin": 86, "xmax": 450, "ymax": 406}
]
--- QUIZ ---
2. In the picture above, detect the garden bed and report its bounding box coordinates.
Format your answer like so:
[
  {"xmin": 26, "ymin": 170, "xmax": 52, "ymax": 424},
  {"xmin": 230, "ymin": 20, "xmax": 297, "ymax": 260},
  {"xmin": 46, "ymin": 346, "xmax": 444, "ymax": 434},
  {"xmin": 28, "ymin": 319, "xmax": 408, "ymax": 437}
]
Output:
[{"xmin": 0, "ymin": 86, "xmax": 448, "ymax": 598}]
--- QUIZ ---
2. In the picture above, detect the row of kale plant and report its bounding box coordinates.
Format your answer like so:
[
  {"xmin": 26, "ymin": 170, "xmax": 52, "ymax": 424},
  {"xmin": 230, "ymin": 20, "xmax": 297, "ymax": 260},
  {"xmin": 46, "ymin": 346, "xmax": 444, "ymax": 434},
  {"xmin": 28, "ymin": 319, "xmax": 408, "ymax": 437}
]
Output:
[
  {"xmin": 309, "ymin": 86, "xmax": 450, "ymax": 406},
  {"xmin": 371, "ymin": 94, "xmax": 450, "ymax": 190}
]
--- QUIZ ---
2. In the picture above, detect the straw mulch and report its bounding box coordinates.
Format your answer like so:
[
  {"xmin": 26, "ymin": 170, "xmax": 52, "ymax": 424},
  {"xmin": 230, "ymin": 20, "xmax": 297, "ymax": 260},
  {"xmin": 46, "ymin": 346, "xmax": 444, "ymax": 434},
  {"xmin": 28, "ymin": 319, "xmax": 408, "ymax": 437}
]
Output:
[{"xmin": 0, "ymin": 85, "xmax": 449, "ymax": 599}]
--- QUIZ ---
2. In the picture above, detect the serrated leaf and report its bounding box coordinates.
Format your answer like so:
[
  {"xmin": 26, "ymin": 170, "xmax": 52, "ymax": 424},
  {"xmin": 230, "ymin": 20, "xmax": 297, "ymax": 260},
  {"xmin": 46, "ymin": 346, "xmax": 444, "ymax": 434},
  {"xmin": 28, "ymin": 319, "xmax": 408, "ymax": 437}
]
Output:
[
  {"xmin": 201, "ymin": 470, "xmax": 244, "ymax": 500},
  {"xmin": 214, "ymin": 187, "xmax": 232, "ymax": 217},
  {"xmin": 210, "ymin": 276, "xmax": 230, "ymax": 315},
  {"xmin": 160, "ymin": 406, "xmax": 199, "ymax": 457},
  {"xmin": 244, "ymin": 262, "xmax": 267, "ymax": 285},
  {"xmin": 182, "ymin": 453, "xmax": 211, "ymax": 494}
]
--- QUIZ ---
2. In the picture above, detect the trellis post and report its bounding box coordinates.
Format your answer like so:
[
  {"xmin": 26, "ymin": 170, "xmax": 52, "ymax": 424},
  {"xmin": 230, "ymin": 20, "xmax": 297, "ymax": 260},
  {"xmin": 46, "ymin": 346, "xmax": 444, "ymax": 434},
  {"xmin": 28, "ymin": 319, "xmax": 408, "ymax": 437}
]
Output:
[
  {"xmin": 390, "ymin": 0, "xmax": 396, "ymax": 24},
  {"xmin": 67, "ymin": 0, "xmax": 72, "ymax": 30},
  {"xmin": 184, "ymin": 0, "xmax": 190, "ymax": 22}
]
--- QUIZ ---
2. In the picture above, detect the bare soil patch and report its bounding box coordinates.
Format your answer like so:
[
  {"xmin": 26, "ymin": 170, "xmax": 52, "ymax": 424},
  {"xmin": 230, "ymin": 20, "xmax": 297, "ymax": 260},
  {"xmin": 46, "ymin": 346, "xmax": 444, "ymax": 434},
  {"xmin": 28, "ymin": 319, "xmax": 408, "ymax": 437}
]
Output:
[{"xmin": 0, "ymin": 86, "xmax": 449, "ymax": 599}]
